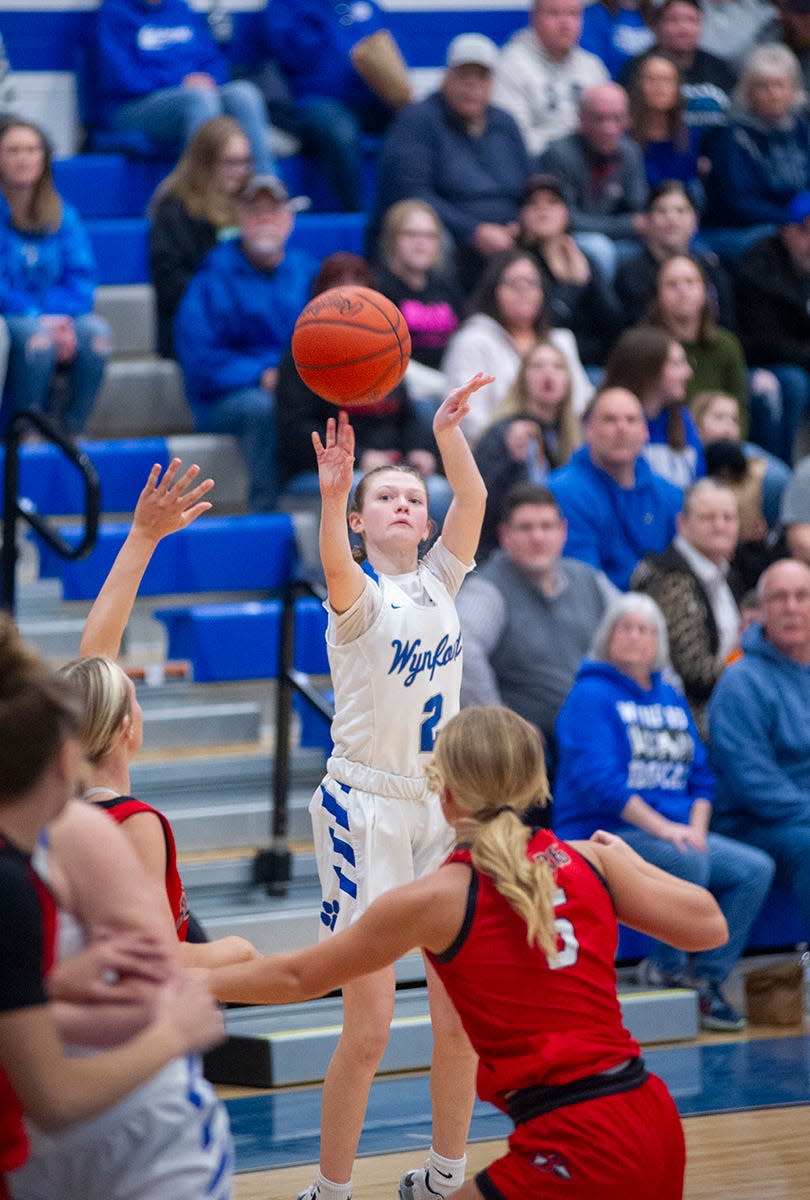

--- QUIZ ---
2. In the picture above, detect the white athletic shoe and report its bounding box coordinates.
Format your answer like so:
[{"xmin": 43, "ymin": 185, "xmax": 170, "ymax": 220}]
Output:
[
  {"xmin": 398, "ymin": 1166, "xmax": 454, "ymax": 1200},
  {"xmin": 296, "ymin": 1186, "xmax": 319, "ymax": 1200}
]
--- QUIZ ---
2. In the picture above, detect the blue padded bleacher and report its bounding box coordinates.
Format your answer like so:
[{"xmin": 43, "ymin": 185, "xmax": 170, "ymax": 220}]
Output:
[
  {"xmin": 36, "ymin": 513, "xmax": 297, "ymax": 600},
  {"xmin": 1, "ymin": 438, "xmax": 169, "ymax": 517},
  {"xmin": 54, "ymin": 156, "xmax": 171, "ymax": 221},
  {"xmin": 82, "ymin": 209, "xmax": 368, "ymax": 285},
  {"xmin": 154, "ymin": 594, "xmax": 328, "ymax": 682}
]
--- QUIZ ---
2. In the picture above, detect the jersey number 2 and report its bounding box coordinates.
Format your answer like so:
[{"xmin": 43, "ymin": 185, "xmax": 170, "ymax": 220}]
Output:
[{"xmin": 420, "ymin": 694, "xmax": 443, "ymax": 752}]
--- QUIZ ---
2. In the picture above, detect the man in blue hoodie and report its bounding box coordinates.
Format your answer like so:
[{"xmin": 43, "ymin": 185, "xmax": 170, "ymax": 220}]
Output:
[
  {"xmin": 709, "ymin": 558, "xmax": 810, "ymax": 932},
  {"xmin": 548, "ymin": 386, "xmax": 684, "ymax": 589},
  {"xmin": 174, "ymin": 175, "xmax": 316, "ymax": 511},
  {"xmin": 94, "ymin": 0, "xmax": 275, "ymax": 170}
]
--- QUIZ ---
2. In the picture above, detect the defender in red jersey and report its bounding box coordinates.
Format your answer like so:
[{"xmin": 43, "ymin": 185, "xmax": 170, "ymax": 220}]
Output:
[
  {"xmin": 207, "ymin": 705, "xmax": 728, "ymax": 1199},
  {"xmin": 0, "ymin": 615, "xmax": 223, "ymax": 1196}
]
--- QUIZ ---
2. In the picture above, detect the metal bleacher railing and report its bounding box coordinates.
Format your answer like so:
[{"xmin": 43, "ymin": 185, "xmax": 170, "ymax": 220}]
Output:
[{"xmin": 1, "ymin": 411, "xmax": 100, "ymax": 615}]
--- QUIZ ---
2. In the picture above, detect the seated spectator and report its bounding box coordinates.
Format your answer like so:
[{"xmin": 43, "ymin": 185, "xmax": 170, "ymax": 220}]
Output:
[
  {"xmin": 691, "ymin": 389, "xmax": 792, "ymax": 527},
  {"xmin": 493, "ymin": 0, "xmax": 609, "ymax": 157},
  {"xmin": 252, "ymin": 0, "xmax": 400, "ymax": 212},
  {"xmin": 373, "ymin": 199, "xmax": 463, "ymax": 372},
  {"xmin": 779, "ymin": 456, "xmax": 810, "ymax": 565},
  {"xmin": 440, "ymin": 249, "xmax": 593, "ymax": 443},
  {"xmin": 93, "ymin": 0, "xmax": 276, "ymax": 171},
  {"xmin": 457, "ymin": 483, "xmax": 617, "ymax": 753},
  {"xmin": 0, "ymin": 120, "xmax": 111, "ymax": 437},
  {"xmin": 620, "ymin": 0, "xmax": 736, "ymax": 135},
  {"xmin": 539, "ymin": 82, "xmax": 649, "ymax": 280},
  {"xmin": 474, "ymin": 339, "xmax": 581, "ymax": 558},
  {"xmin": 734, "ymin": 192, "xmax": 810, "ymax": 463},
  {"xmin": 603, "ymin": 324, "xmax": 705, "ymax": 487},
  {"xmin": 615, "ymin": 180, "xmax": 735, "ymax": 328},
  {"xmin": 581, "ymin": 0, "xmax": 656, "ymax": 80},
  {"xmin": 700, "ymin": 437, "xmax": 782, "ymax": 588},
  {"xmin": 698, "ymin": 0, "xmax": 781, "ymax": 72},
  {"xmin": 702, "ymin": 44, "xmax": 810, "ymax": 262},
  {"xmin": 553, "ymin": 590, "xmax": 774, "ymax": 1031},
  {"xmin": 644, "ymin": 252, "xmax": 756, "ymax": 427},
  {"xmin": 549, "ymin": 386, "xmax": 684, "ymax": 588},
  {"xmin": 516, "ymin": 172, "xmax": 625, "ymax": 365},
  {"xmin": 174, "ymin": 175, "xmax": 317, "ymax": 511},
  {"xmin": 631, "ymin": 477, "xmax": 744, "ymax": 731},
  {"xmin": 148, "ymin": 116, "xmax": 251, "ymax": 360},
  {"xmin": 708, "ymin": 557, "xmax": 810, "ymax": 937},
  {"xmin": 372, "ymin": 34, "xmax": 529, "ymax": 290},
  {"xmin": 627, "ymin": 52, "xmax": 704, "ymax": 191},
  {"xmin": 276, "ymin": 253, "xmax": 452, "ymax": 523}
]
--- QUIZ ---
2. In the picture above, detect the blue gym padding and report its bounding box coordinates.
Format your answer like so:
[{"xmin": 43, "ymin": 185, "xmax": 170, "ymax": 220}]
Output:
[
  {"xmin": 36, "ymin": 513, "xmax": 297, "ymax": 599},
  {"xmin": 86, "ymin": 218, "xmax": 151, "ymax": 285},
  {"xmin": 155, "ymin": 600, "xmax": 283, "ymax": 682},
  {"xmin": 55, "ymin": 156, "xmax": 171, "ymax": 220}
]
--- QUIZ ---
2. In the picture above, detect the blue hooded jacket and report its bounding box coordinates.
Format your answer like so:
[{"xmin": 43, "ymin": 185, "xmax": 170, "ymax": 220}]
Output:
[
  {"xmin": 553, "ymin": 660, "xmax": 715, "ymax": 839},
  {"xmin": 174, "ymin": 239, "xmax": 317, "ymax": 409},
  {"xmin": 95, "ymin": 0, "xmax": 227, "ymax": 121},
  {"xmin": 259, "ymin": 0, "xmax": 386, "ymax": 107},
  {"xmin": 708, "ymin": 622, "xmax": 810, "ymax": 828},
  {"xmin": 548, "ymin": 446, "xmax": 683, "ymax": 590},
  {"xmin": 0, "ymin": 200, "xmax": 97, "ymax": 316}
]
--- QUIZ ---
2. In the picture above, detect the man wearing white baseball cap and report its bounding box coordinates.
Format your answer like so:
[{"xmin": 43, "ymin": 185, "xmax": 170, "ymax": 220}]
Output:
[{"xmin": 373, "ymin": 31, "xmax": 531, "ymax": 288}]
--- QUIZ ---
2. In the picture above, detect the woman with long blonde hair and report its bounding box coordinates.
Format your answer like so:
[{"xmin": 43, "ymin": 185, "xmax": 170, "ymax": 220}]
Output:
[
  {"xmin": 474, "ymin": 339, "xmax": 581, "ymax": 560},
  {"xmin": 204, "ymin": 703, "xmax": 727, "ymax": 1200}
]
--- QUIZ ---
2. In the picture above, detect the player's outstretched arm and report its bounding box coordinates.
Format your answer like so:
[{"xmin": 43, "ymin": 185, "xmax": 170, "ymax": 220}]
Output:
[
  {"xmin": 433, "ymin": 373, "xmax": 492, "ymax": 565},
  {"xmin": 206, "ymin": 867, "xmax": 467, "ymax": 1005},
  {"xmin": 79, "ymin": 459, "xmax": 214, "ymax": 659},
  {"xmin": 574, "ymin": 831, "xmax": 728, "ymax": 952},
  {"xmin": 312, "ymin": 410, "xmax": 365, "ymax": 614}
]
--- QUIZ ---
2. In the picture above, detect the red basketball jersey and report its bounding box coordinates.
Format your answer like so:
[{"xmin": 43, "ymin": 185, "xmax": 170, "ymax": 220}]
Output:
[
  {"xmin": 98, "ymin": 797, "xmax": 189, "ymax": 941},
  {"xmin": 427, "ymin": 830, "xmax": 641, "ymax": 1110},
  {"xmin": 0, "ymin": 836, "xmax": 57, "ymax": 1176}
]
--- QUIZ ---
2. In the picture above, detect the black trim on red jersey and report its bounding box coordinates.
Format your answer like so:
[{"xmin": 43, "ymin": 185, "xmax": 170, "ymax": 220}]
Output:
[
  {"xmin": 96, "ymin": 796, "xmax": 172, "ymax": 863},
  {"xmin": 432, "ymin": 866, "xmax": 477, "ymax": 963},
  {"xmin": 579, "ymin": 853, "xmax": 617, "ymax": 914},
  {"xmin": 475, "ymin": 1168, "xmax": 505, "ymax": 1200}
]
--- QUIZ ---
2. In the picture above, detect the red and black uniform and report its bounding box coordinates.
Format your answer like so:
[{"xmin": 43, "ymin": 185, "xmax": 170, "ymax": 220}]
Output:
[
  {"xmin": 0, "ymin": 835, "xmax": 57, "ymax": 1198},
  {"xmin": 97, "ymin": 797, "xmax": 189, "ymax": 941},
  {"xmin": 427, "ymin": 830, "xmax": 685, "ymax": 1199}
]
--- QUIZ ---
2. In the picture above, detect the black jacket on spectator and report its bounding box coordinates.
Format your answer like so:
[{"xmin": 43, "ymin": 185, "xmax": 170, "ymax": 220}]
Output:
[
  {"xmin": 149, "ymin": 194, "xmax": 219, "ymax": 358},
  {"xmin": 735, "ymin": 234, "xmax": 810, "ymax": 370},
  {"xmin": 373, "ymin": 263, "xmax": 464, "ymax": 370},
  {"xmin": 615, "ymin": 243, "xmax": 735, "ymax": 330},
  {"xmin": 529, "ymin": 247, "xmax": 624, "ymax": 365}
]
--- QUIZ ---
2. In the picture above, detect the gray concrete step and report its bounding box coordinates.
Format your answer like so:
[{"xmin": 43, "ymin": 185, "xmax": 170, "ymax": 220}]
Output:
[
  {"xmin": 210, "ymin": 985, "xmax": 699, "ymax": 1088},
  {"xmin": 88, "ymin": 358, "xmax": 193, "ymax": 438},
  {"xmin": 141, "ymin": 701, "xmax": 262, "ymax": 750}
]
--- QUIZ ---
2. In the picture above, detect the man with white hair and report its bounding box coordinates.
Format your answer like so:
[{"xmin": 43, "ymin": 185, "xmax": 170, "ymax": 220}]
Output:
[
  {"xmin": 709, "ymin": 557, "xmax": 810, "ymax": 934},
  {"xmin": 493, "ymin": 0, "xmax": 608, "ymax": 158}
]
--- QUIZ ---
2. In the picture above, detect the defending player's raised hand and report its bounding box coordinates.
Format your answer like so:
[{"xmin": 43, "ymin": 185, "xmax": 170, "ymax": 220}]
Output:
[
  {"xmin": 433, "ymin": 373, "xmax": 495, "ymax": 436},
  {"xmin": 132, "ymin": 458, "xmax": 214, "ymax": 543},
  {"xmin": 312, "ymin": 409, "xmax": 356, "ymax": 499}
]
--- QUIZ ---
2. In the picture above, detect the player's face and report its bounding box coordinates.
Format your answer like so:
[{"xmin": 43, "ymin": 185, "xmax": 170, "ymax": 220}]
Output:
[
  {"xmin": 353, "ymin": 471, "xmax": 431, "ymax": 548},
  {"xmin": 500, "ymin": 503, "xmax": 567, "ymax": 573}
]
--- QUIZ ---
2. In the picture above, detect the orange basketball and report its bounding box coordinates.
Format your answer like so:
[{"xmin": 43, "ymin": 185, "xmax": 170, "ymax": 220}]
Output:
[{"xmin": 292, "ymin": 285, "xmax": 412, "ymax": 408}]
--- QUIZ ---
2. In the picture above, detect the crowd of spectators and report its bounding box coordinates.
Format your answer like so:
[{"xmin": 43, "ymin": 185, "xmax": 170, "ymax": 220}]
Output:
[{"xmin": 1, "ymin": 0, "xmax": 809, "ymax": 1029}]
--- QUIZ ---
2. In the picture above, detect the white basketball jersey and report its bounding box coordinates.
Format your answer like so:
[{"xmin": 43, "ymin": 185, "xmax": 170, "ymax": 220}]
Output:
[{"xmin": 326, "ymin": 541, "xmax": 470, "ymax": 799}]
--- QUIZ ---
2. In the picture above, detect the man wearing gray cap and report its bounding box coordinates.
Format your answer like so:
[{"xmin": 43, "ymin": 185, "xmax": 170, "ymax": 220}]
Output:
[
  {"xmin": 174, "ymin": 174, "xmax": 316, "ymax": 510},
  {"xmin": 373, "ymin": 33, "xmax": 530, "ymax": 287}
]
